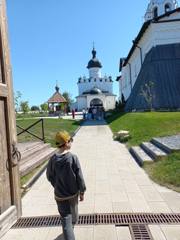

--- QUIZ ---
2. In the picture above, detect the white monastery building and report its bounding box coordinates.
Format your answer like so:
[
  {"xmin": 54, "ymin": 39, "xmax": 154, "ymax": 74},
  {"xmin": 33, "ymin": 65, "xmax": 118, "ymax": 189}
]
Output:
[
  {"xmin": 76, "ymin": 48, "xmax": 116, "ymax": 111},
  {"xmin": 117, "ymin": 0, "xmax": 180, "ymax": 111}
]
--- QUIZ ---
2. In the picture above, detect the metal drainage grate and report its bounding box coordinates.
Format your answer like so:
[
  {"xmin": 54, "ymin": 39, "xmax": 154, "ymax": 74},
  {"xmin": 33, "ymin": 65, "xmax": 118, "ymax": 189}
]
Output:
[
  {"xmin": 129, "ymin": 224, "xmax": 153, "ymax": 240},
  {"xmin": 12, "ymin": 213, "xmax": 180, "ymax": 228}
]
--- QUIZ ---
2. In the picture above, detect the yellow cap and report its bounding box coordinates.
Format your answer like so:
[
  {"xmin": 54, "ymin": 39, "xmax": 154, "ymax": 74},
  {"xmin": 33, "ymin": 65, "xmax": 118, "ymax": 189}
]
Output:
[{"xmin": 55, "ymin": 131, "xmax": 71, "ymax": 147}]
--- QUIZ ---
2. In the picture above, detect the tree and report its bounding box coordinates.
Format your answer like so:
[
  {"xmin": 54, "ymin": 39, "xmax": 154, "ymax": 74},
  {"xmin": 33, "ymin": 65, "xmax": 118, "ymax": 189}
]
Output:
[
  {"xmin": 140, "ymin": 81, "xmax": 155, "ymax": 111},
  {"xmin": 62, "ymin": 92, "xmax": 74, "ymax": 112},
  {"xmin": 14, "ymin": 91, "xmax": 22, "ymax": 112},
  {"xmin": 121, "ymin": 93, "xmax": 126, "ymax": 105},
  {"xmin": 40, "ymin": 103, "xmax": 48, "ymax": 112},
  {"xmin": 31, "ymin": 105, "xmax": 40, "ymax": 111},
  {"xmin": 62, "ymin": 92, "xmax": 74, "ymax": 104},
  {"xmin": 20, "ymin": 101, "xmax": 30, "ymax": 114}
]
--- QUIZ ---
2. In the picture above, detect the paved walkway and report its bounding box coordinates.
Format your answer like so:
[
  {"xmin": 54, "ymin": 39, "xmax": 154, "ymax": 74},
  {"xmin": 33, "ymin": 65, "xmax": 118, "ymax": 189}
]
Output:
[{"xmin": 1, "ymin": 120, "xmax": 180, "ymax": 239}]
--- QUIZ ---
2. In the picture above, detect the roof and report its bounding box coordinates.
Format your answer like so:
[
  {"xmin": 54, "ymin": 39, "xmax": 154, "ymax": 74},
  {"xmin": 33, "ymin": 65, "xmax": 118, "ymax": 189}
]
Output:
[
  {"xmin": 87, "ymin": 48, "xmax": 102, "ymax": 69},
  {"xmin": 123, "ymin": 7, "xmax": 180, "ymax": 68},
  {"xmin": 48, "ymin": 92, "xmax": 67, "ymax": 103},
  {"xmin": 125, "ymin": 43, "xmax": 180, "ymax": 111}
]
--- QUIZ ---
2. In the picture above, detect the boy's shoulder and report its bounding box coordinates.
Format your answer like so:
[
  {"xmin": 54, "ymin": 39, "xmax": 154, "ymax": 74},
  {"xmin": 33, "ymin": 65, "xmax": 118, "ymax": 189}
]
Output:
[
  {"xmin": 67, "ymin": 152, "xmax": 78, "ymax": 160},
  {"xmin": 51, "ymin": 152, "xmax": 78, "ymax": 159}
]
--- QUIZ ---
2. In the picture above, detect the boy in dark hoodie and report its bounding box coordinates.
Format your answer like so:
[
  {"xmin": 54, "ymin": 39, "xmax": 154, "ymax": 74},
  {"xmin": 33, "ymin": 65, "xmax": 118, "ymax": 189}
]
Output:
[{"xmin": 46, "ymin": 130, "xmax": 86, "ymax": 240}]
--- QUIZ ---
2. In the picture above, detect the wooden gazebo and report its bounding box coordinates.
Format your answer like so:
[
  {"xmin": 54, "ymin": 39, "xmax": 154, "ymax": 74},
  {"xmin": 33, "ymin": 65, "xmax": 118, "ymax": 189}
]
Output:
[{"xmin": 47, "ymin": 85, "xmax": 67, "ymax": 115}]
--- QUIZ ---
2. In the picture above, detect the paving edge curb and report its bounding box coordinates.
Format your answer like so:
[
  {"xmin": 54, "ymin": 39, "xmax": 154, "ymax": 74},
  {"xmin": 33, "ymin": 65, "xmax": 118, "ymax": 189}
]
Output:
[{"xmin": 72, "ymin": 123, "xmax": 82, "ymax": 137}]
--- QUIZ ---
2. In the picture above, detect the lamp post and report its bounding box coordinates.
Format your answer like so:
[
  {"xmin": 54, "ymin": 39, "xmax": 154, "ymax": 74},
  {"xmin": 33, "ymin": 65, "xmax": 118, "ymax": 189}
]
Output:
[{"xmin": 133, "ymin": 40, "xmax": 143, "ymax": 67}]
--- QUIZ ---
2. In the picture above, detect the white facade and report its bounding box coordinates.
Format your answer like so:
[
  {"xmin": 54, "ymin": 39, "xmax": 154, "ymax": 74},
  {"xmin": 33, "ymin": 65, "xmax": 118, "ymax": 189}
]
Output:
[
  {"xmin": 119, "ymin": 1, "xmax": 180, "ymax": 101},
  {"xmin": 76, "ymin": 48, "xmax": 116, "ymax": 111},
  {"xmin": 78, "ymin": 76, "xmax": 113, "ymax": 96}
]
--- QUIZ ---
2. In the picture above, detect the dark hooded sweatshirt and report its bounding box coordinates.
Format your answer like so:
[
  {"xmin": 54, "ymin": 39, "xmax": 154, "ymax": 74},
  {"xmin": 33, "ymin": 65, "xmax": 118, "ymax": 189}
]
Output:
[{"xmin": 46, "ymin": 152, "xmax": 86, "ymax": 201}]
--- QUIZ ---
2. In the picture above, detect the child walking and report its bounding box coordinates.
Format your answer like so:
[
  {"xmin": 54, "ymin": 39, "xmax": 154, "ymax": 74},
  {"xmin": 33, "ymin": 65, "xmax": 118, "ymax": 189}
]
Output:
[{"xmin": 46, "ymin": 130, "xmax": 86, "ymax": 240}]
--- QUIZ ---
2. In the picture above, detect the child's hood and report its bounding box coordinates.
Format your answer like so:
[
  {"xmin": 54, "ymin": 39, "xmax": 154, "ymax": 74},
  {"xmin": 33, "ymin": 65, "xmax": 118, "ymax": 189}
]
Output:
[{"xmin": 54, "ymin": 152, "xmax": 71, "ymax": 166}]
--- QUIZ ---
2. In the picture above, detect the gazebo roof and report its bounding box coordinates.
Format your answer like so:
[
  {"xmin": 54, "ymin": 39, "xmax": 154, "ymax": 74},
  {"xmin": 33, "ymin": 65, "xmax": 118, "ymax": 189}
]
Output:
[{"xmin": 47, "ymin": 85, "xmax": 67, "ymax": 103}]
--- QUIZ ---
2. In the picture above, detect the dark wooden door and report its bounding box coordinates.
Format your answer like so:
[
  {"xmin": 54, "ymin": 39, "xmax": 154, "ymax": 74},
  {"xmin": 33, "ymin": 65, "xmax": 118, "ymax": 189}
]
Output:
[{"xmin": 0, "ymin": 0, "xmax": 21, "ymax": 235}]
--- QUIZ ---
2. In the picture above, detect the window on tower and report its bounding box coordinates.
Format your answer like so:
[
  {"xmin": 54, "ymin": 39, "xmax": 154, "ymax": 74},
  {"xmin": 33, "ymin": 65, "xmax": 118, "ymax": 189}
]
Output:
[
  {"xmin": 165, "ymin": 3, "xmax": 171, "ymax": 13},
  {"xmin": 153, "ymin": 7, "xmax": 158, "ymax": 18}
]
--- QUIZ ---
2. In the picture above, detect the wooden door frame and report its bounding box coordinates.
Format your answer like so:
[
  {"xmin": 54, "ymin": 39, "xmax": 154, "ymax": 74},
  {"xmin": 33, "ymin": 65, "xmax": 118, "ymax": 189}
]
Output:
[{"xmin": 0, "ymin": 0, "xmax": 21, "ymax": 237}]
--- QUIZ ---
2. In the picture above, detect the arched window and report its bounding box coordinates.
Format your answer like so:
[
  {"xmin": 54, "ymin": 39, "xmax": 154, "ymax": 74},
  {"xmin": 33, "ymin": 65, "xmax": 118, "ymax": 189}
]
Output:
[
  {"xmin": 153, "ymin": 7, "xmax": 158, "ymax": 18},
  {"xmin": 165, "ymin": 3, "xmax": 171, "ymax": 12}
]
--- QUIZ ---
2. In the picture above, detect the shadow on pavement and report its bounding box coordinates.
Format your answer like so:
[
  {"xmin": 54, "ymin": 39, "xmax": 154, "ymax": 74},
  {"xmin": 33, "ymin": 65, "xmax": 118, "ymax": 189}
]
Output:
[
  {"xmin": 53, "ymin": 233, "xmax": 64, "ymax": 240},
  {"xmin": 81, "ymin": 120, "xmax": 107, "ymax": 126}
]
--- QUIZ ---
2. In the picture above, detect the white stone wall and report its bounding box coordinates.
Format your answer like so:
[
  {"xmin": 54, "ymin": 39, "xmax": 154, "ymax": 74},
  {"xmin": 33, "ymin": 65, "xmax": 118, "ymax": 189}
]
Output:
[
  {"xmin": 76, "ymin": 94, "xmax": 116, "ymax": 111},
  {"xmin": 78, "ymin": 77, "xmax": 113, "ymax": 95},
  {"xmin": 89, "ymin": 67, "xmax": 101, "ymax": 78},
  {"xmin": 120, "ymin": 12, "xmax": 180, "ymax": 100}
]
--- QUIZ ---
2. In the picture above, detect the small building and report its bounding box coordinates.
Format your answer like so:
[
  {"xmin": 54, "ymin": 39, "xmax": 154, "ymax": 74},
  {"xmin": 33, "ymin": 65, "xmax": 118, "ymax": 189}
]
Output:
[
  {"xmin": 76, "ymin": 47, "xmax": 116, "ymax": 111},
  {"xmin": 117, "ymin": 0, "xmax": 180, "ymax": 111},
  {"xmin": 47, "ymin": 84, "xmax": 67, "ymax": 115}
]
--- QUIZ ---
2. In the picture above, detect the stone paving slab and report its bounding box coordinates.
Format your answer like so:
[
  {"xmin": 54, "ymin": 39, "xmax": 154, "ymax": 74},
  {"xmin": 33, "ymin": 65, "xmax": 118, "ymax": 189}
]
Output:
[{"xmin": 1, "ymin": 120, "xmax": 180, "ymax": 239}]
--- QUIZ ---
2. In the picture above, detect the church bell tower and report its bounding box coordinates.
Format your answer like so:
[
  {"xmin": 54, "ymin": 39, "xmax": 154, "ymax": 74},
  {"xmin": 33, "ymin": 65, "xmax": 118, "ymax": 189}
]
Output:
[{"xmin": 144, "ymin": 0, "xmax": 178, "ymax": 21}]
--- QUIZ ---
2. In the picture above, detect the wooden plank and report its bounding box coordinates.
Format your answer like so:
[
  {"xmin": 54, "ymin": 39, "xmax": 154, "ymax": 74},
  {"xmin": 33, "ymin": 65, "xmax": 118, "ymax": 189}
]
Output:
[
  {"xmin": 0, "ymin": 98, "xmax": 11, "ymax": 213},
  {"xmin": 0, "ymin": 0, "xmax": 21, "ymax": 220},
  {"xmin": 0, "ymin": 83, "xmax": 8, "ymax": 96}
]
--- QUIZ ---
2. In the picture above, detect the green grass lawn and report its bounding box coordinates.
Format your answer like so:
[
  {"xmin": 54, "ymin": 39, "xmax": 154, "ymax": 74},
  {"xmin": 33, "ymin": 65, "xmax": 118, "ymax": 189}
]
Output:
[
  {"xmin": 106, "ymin": 111, "xmax": 180, "ymax": 192},
  {"xmin": 106, "ymin": 111, "xmax": 180, "ymax": 147},
  {"xmin": 16, "ymin": 118, "xmax": 81, "ymax": 147},
  {"xmin": 144, "ymin": 152, "xmax": 180, "ymax": 192}
]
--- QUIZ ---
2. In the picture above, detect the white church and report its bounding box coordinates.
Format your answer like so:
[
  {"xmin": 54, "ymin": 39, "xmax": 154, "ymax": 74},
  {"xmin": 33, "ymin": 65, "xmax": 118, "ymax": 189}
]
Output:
[
  {"xmin": 117, "ymin": 0, "xmax": 180, "ymax": 111},
  {"xmin": 75, "ymin": 48, "xmax": 116, "ymax": 111}
]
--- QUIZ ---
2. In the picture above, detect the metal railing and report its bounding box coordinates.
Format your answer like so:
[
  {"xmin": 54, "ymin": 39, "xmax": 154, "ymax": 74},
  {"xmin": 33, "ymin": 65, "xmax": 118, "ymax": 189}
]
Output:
[{"xmin": 17, "ymin": 118, "xmax": 45, "ymax": 142}]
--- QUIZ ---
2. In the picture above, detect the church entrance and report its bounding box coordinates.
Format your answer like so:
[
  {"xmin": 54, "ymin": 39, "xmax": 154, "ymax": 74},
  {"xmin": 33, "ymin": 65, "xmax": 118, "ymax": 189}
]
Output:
[
  {"xmin": 0, "ymin": 1, "xmax": 21, "ymax": 237},
  {"xmin": 90, "ymin": 98, "xmax": 103, "ymax": 107},
  {"xmin": 89, "ymin": 98, "xmax": 104, "ymax": 120}
]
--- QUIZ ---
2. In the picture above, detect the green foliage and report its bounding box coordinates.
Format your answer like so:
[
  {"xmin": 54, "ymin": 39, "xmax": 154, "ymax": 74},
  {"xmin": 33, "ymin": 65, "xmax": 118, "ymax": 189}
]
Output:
[
  {"xmin": 144, "ymin": 152, "xmax": 180, "ymax": 192},
  {"xmin": 62, "ymin": 91, "xmax": 74, "ymax": 112},
  {"xmin": 31, "ymin": 105, "xmax": 40, "ymax": 111},
  {"xmin": 20, "ymin": 101, "xmax": 30, "ymax": 114},
  {"xmin": 14, "ymin": 91, "xmax": 22, "ymax": 112},
  {"xmin": 140, "ymin": 81, "xmax": 155, "ymax": 110},
  {"xmin": 40, "ymin": 103, "xmax": 48, "ymax": 112},
  {"xmin": 115, "ymin": 100, "xmax": 125, "ymax": 112}
]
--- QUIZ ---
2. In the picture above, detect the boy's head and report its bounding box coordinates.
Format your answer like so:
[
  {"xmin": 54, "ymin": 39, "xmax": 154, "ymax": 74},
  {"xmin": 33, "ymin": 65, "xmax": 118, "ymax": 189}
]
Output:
[{"xmin": 55, "ymin": 130, "xmax": 73, "ymax": 150}]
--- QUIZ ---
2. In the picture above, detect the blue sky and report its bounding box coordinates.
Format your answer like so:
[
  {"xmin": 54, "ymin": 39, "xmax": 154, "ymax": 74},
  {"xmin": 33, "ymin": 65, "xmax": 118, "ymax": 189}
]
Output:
[{"xmin": 7, "ymin": 0, "xmax": 149, "ymax": 107}]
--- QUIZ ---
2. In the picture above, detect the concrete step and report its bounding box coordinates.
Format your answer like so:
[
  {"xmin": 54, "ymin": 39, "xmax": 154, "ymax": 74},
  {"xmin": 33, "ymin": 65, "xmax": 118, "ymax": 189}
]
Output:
[
  {"xmin": 151, "ymin": 135, "xmax": 180, "ymax": 153},
  {"xmin": 141, "ymin": 142, "xmax": 167, "ymax": 159},
  {"xmin": 151, "ymin": 138, "xmax": 171, "ymax": 153},
  {"xmin": 19, "ymin": 143, "xmax": 51, "ymax": 165},
  {"xmin": 130, "ymin": 146, "xmax": 153, "ymax": 166},
  {"xmin": 20, "ymin": 147, "xmax": 57, "ymax": 177}
]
